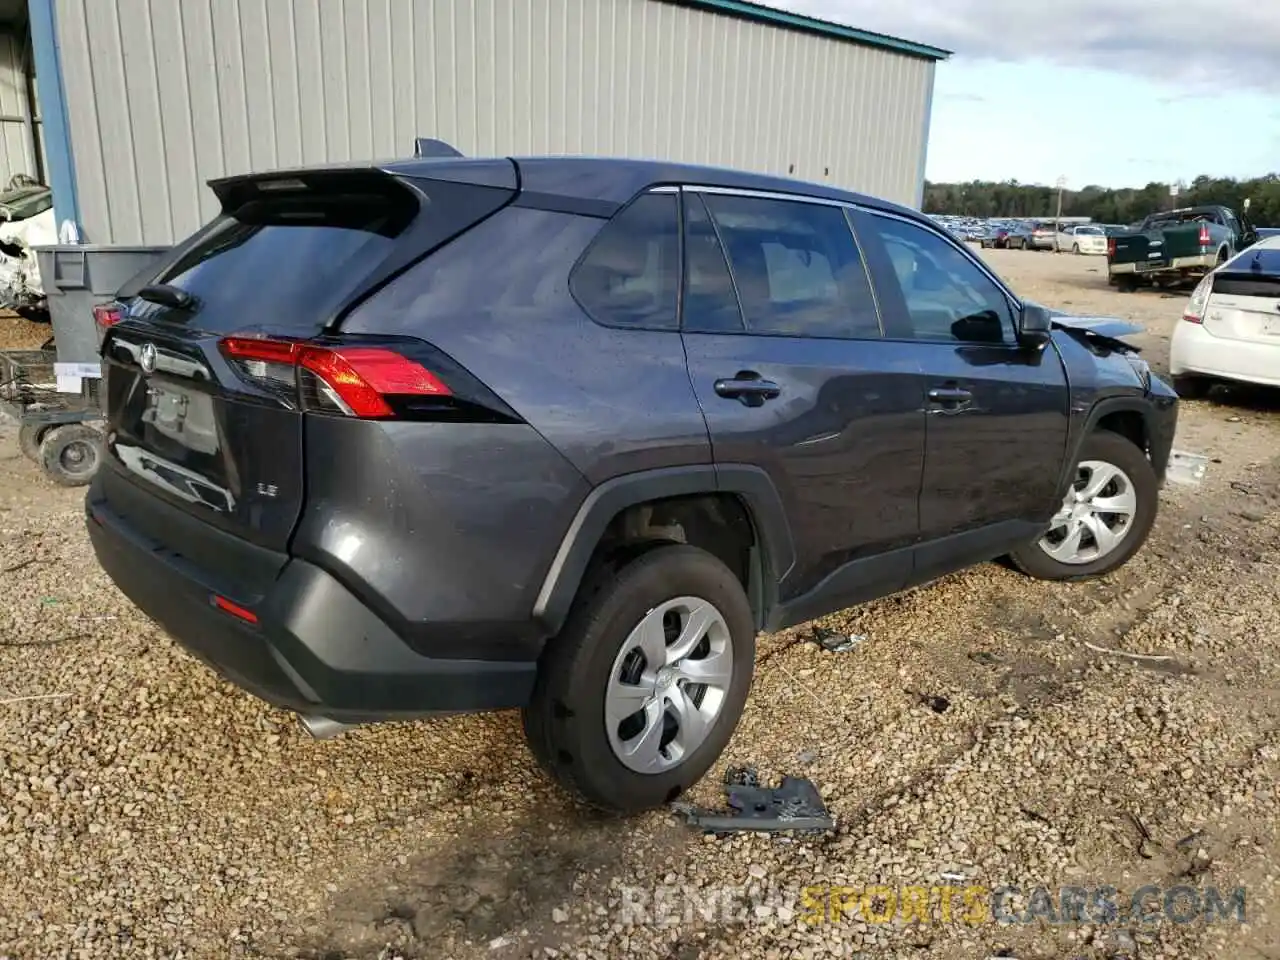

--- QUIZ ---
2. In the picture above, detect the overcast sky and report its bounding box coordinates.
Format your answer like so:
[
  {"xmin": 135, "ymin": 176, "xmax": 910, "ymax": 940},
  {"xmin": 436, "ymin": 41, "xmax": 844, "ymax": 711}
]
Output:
[{"xmin": 772, "ymin": 0, "xmax": 1280, "ymax": 188}]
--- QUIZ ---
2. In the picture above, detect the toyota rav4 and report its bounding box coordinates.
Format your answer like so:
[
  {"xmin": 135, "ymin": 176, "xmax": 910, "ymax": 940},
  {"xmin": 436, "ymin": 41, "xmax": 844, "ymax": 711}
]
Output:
[{"xmin": 87, "ymin": 152, "xmax": 1177, "ymax": 813}]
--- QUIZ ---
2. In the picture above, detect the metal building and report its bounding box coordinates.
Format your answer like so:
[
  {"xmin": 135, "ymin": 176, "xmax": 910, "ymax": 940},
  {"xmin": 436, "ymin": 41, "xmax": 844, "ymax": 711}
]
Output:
[{"xmin": 21, "ymin": 0, "xmax": 948, "ymax": 246}]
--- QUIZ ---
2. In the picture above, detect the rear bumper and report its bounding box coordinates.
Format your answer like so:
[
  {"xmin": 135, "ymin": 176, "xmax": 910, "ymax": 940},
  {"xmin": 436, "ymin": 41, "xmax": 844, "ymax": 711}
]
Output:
[
  {"xmin": 1170, "ymin": 322, "xmax": 1280, "ymax": 387},
  {"xmin": 1109, "ymin": 254, "xmax": 1216, "ymax": 276},
  {"xmin": 86, "ymin": 493, "xmax": 537, "ymax": 722}
]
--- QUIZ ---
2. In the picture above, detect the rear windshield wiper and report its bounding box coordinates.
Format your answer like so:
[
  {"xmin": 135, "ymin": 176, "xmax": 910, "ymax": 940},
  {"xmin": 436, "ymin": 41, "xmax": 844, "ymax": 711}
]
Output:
[{"xmin": 137, "ymin": 283, "xmax": 195, "ymax": 310}]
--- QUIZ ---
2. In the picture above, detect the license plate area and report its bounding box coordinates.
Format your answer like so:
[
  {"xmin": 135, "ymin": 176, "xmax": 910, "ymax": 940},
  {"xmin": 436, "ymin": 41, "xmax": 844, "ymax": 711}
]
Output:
[
  {"xmin": 141, "ymin": 380, "xmax": 219, "ymax": 456},
  {"xmin": 1135, "ymin": 260, "xmax": 1168, "ymax": 273}
]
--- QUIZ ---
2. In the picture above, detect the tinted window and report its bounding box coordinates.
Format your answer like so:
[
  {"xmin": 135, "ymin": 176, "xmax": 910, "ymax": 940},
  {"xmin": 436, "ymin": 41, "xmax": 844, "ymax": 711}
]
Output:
[
  {"xmin": 571, "ymin": 192, "xmax": 679, "ymax": 329},
  {"xmin": 867, "ymin": 214, "xmax": 1016, "ymax": 345},
  {"xmin": 682, "ymin": 194, "xmax": 744, "ymax": 333},
  {"xmin": 701, "ymin": 194, "xmax": 880, "ymax": 339},
  {"xmin": 147, "ymin": 179, "xmax": 420, "ymax": 334}
]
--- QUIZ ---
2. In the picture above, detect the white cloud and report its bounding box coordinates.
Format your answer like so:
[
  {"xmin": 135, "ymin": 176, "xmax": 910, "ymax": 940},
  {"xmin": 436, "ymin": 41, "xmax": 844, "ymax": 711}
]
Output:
[{"xmin": 771, "ymin": 0, "xmax": 1280, "ymax": 91}]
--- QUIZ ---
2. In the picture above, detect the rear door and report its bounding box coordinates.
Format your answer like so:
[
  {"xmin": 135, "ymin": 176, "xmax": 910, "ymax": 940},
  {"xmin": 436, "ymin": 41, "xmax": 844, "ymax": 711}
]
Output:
[
  {"xmin": 100, "ymin": 166, "xmax": 515, "ymax": 551},
  {"xmin": 679, "ymin": 188, "xmax": 925, "ymax": 613},
  {"xmin": 854, "ymin": 209, "xmax": 1070, "ymax": 574},
  {"xmin": 1204, "ymin": 247, "xmax": 1280, "ymax": 344}
]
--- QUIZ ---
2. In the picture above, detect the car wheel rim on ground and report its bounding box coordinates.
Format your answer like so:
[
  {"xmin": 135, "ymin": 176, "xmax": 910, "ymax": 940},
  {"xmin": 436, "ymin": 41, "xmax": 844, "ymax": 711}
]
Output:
[
  {"xmin": 605, "ymin": 595, "xmax": 733, "ymax": 774},
  {"xmin": 1038, "ymin": 459, "xmax": 1137, "ymax": 564}
]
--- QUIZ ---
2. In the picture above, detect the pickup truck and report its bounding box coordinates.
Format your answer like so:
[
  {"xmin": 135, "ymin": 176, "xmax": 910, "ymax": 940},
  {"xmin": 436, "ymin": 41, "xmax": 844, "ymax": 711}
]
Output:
[{"xmin": 1107, "ymin": 205, "xmax": 1258, "ymax": 290}]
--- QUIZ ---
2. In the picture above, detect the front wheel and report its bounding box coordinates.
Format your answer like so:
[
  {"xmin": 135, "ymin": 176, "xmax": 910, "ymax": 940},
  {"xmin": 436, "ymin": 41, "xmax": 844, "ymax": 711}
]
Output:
[
  {"xmin": 523, "ymin": 544, "xmax": 756, "ymax": 813},
  {"xmin": 1071, "ymin": 244, "xmax": 1080, "ymax": 254},
  {"xmin": 1009, "ymin": 430, "xmax": 1158, "ymax": 581}
]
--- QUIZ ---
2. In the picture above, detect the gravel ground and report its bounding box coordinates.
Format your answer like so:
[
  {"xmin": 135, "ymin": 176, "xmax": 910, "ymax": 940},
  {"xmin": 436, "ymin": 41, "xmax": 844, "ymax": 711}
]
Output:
[{"xmin": 2, "ymin": 252, "xmax": 1279, "ymax": 960}]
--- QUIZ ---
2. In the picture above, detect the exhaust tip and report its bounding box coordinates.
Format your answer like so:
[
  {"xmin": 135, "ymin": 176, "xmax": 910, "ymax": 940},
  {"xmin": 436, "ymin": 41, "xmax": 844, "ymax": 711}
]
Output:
[{"xmin": 298, "ymin": 715, "xmax": 355, "ymax": 740}]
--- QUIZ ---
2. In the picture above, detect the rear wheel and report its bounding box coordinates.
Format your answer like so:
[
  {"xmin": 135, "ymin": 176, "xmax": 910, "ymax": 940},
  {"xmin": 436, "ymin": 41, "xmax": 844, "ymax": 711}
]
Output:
[
  {"xmin": 18, "ymin": 423, "xmax": 47, "ymax": 461},
  {"xmin": 523, "ymin": 544, "xmax": 756, "ymax": 814},
  {"xmin": 1071, "ymin": 243, "xmax": 1080, "ymax": 254},
  {"xmin": 1009, "ymin": 430, "xmax": 1157, "ymax": 581},
  {"xmin": 1172, "ymin": 373, "xmax": 1213, "ymax": 399},
  {"xmin": 38, "ymin": 424, "xmax": 103, "ymax": 487}
]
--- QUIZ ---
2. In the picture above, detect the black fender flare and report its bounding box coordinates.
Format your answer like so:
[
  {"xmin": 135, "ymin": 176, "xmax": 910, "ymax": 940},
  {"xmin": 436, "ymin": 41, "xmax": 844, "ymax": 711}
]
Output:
[
  {"xmin": 531, "ymin": 464, "xmax": 795, "ymax": 635},
  {"xmin": 1058, "ymin": 395, "xmax": 1171, "ymax": 499}
]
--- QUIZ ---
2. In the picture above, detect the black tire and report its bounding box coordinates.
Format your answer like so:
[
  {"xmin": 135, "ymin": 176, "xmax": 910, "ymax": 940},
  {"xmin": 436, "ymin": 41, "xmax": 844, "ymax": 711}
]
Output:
[
  {"xmin": 523, "ymin": 544, "xmax": 756, "ymax": 814},
  {"xmin": 1116, "ymin": 276, "xmax": 1138, "ymax": 292},
  {"xmin": 18, "ymin": 423, "xmax": 47, "ymax": 461},
  {"xmin": 1172, "ymin": 374, "xmax": 1213, "ymax": 400},
  {"xmin": 38, "ymin": 423, "xmax": 103, "ymax": 487},
  {"xmin": 1008, "ymin": 430, "xmax": 1158, "ymax": 582},
  {"xmin": 1071, "ymin": 244, "xmax": 1080, "ymax": 255}
]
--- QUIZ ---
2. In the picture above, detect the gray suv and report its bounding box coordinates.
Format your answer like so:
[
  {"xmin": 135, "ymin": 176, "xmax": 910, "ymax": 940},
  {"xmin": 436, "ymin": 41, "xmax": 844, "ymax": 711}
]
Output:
[{"xmin": 87, "ymin": 153, "xmax": 1177, "ymax": 813}]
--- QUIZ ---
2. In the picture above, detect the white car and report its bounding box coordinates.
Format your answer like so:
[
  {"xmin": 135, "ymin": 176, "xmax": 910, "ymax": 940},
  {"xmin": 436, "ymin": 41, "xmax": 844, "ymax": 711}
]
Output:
[
  {"xmin": 1058, "ymin": 224, "xmax": 1108, "ymax": 255},
  {"xmin": 1170, "ymin": 236, "xmax": 1280, "ymax": 396}
]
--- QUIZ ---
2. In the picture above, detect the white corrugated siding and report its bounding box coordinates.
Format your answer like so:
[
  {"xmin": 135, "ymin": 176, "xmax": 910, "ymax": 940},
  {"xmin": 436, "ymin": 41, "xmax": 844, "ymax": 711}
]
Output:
[
  {"xmin": 0, "ymin": 31, "xmax": 38, "ymax": 186},
  {"xmin": 54, "ymin": 0, "xmax": 935, "ymax": 244}
]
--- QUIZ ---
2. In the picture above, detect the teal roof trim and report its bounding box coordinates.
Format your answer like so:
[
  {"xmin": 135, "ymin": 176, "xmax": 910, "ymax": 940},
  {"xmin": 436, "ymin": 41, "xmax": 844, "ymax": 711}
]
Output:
[{"xmin": 664, "ymin": 0, "xmax": 952, "ymax": 61}]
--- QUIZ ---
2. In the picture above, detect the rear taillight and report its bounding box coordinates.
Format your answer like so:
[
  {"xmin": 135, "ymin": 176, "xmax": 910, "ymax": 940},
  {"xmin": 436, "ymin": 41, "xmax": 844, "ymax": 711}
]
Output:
[
  {"xmin": 1198, "ymin": 224, "xmax": 1210, "ymax": 247},
  {"xmin": 93, "ymin": 303, "xmax": 122, "ymax": 328},
  {"xmin": 218, "ymin": 336, "xmax": 451, "ymax": 418},
  {"xmin": 1182, "ymin": 274, "xmax": 1213, "ymax": 323},
  {"xmin": 1107, "ymin": 238, "xmax": 1116, "ymax": 258}
]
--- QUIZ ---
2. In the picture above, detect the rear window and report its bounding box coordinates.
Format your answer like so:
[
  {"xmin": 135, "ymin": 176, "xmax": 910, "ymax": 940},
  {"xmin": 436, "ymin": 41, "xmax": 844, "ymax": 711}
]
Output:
[
  {"xmin": 1145, "ymin": 210, "xmax": 1218, "ymax": 228},
  {"xmin": 1216, "ymin": 247, "xmax": 1280, "ymax": 293},
  {"xmin": 139, "ymin": 181, "xmax": 417, "ymax": 335}
]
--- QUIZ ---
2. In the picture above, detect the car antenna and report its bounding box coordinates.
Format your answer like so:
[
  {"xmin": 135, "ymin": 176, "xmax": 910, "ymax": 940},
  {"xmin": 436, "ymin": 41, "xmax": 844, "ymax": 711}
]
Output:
[{"xmin": 413, "ymin": 138, "xmax": 464, "ymax": 159}]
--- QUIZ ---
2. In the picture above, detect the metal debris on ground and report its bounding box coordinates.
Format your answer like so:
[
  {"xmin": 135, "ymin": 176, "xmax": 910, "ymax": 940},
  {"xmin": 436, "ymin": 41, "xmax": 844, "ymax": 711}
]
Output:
[
  {"xmin": 808, "ymin": 625, "xmax": 866, "ymax": 653},
  {"xmin": 968, "ymin": 651, "xmax": 1003, "ymax": 667},
  {"xmin": 673, "ymin": 766, "xmax": 834, "ymax": 834},
  {"xmin": 1166, "ymin": 450, "xmax": 1210, "ymax": 487}
]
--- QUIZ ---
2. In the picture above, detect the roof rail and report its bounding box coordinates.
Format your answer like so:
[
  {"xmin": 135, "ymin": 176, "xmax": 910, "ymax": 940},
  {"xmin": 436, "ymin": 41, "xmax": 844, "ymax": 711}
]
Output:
[{"xmin": 413, "ymin": 138, "xmax": 464, "ymax": 159}]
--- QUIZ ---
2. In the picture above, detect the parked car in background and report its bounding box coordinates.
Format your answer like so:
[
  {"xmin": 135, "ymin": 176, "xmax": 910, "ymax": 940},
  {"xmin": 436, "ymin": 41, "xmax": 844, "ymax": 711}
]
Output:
[
  {"xmin": 981, "ymin": 222, "xmax": 1035, "ymax": 250},
  {"xmin": 1030, "ymin": 222, "xmax": 1057, "ymax": 251},
  {"xmin": 1171, "ymin": 236, "xmax": 1280, "ymax": 396},
  {"xmin": 85, "ymin": 150, "xmax": 1178, "ymax": 814},
  {"xmin": 1061, "ymin": 224, "xmax": 1108, "ymax": 255},
  {"xmin": 1108, "ymin": 205, "xmax": 1258, "ymax": 290}
]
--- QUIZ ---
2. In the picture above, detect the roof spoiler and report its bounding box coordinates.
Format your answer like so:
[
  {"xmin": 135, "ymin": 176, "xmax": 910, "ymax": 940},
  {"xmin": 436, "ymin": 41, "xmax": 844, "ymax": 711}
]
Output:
[{"xmin": 413, "ymin": 138, "xmax": 464, "ymax": 159}]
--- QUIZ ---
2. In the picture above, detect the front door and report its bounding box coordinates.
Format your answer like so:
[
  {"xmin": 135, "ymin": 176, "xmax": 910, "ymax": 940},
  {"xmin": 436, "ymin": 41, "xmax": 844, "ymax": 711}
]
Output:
[
  {"xmin": 852, "ymin": 209, "xmax": 1071, "ymax": 578},
  {"xmin": 678, "ymin": 188, "xmax": 926, "ymax": 623}
]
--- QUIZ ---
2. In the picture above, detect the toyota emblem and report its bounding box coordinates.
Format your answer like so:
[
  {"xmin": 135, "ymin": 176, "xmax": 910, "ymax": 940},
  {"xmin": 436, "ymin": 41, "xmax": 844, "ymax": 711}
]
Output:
[{"xmin": 139, "ymin": 342, "xmax": 157, "ymax": 374}]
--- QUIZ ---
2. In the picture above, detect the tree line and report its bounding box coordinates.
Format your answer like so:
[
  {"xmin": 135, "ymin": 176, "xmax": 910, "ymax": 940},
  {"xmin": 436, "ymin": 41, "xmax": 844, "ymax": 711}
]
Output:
[{"xmin": 923, "ymin": 174, "xmax": 1280, "ymax": 226}]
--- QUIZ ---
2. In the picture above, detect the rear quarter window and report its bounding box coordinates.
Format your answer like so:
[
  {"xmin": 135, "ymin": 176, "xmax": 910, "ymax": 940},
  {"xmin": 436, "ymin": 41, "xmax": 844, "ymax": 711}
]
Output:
[{"xmin": 569, "ymin": 192, "xmax": 679, "ymax": 330}]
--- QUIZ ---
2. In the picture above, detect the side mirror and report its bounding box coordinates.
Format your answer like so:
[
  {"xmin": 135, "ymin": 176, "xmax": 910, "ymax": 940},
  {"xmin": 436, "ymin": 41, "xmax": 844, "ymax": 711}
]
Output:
[{"xmin": 1018, "ymin": 303, "xmax": 1053, "ymax": 347}]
